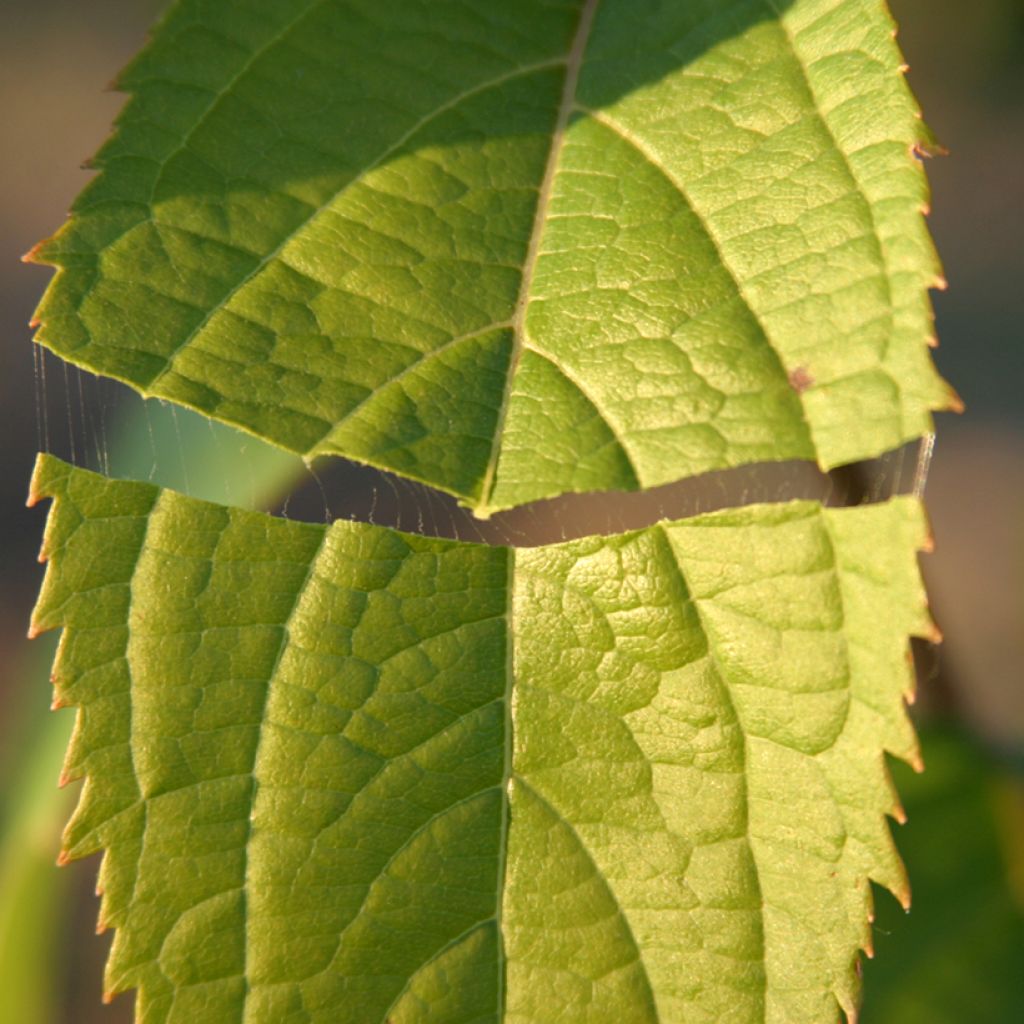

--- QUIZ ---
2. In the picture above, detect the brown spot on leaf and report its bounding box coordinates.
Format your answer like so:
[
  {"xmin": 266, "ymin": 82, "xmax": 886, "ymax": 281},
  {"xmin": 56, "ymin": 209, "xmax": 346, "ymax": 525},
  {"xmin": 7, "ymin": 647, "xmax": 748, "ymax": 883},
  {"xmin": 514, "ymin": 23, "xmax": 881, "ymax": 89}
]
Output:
[{"xmin": 788, "ymin": 366, "xmax": 814, "ymax": 394}]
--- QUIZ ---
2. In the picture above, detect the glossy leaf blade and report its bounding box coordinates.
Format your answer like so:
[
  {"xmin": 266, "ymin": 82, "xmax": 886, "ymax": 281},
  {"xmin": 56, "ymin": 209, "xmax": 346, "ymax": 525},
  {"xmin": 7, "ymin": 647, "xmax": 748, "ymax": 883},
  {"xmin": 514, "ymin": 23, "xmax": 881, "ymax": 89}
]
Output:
[
  {"xmin": 30, "ymin": 0, "xmax": 954, "ymax": 513},
  {"xmin": 31, "ymin": 455, "xmax": 933, "ymax": 1022}
]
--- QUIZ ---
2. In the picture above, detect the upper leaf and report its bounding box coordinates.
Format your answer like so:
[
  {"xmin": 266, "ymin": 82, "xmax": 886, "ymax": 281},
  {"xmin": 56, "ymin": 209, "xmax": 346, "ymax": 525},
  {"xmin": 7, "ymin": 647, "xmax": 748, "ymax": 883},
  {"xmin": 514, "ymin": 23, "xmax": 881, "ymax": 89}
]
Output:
[
  {"xmin": 32, "ymin": 454, "xmax": 934, "ymax": 1023},
  {"xmin": 30, "ymin": 0, "xmax": 954, "ymax": 514}
]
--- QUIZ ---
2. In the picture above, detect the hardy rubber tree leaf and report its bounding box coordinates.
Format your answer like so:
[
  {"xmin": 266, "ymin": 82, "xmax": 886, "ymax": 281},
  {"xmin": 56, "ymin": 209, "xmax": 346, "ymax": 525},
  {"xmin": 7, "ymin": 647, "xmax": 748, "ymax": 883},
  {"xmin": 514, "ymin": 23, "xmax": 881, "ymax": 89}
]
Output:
[
  {"xmin": 31, "ymin": 454, "xmax": 935, "ymax": 1024},
  {"xmin": 29, "ymin": 0, "xmax": 955, "ymax": 514}
]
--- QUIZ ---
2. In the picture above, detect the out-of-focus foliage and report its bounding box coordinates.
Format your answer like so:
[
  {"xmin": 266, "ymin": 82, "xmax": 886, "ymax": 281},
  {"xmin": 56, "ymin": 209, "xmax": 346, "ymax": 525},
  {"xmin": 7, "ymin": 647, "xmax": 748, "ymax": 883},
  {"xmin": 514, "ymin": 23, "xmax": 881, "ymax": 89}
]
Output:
[{"xmin": 863, "ymin": 728, "xmax": 1024, "ymax": 1023}]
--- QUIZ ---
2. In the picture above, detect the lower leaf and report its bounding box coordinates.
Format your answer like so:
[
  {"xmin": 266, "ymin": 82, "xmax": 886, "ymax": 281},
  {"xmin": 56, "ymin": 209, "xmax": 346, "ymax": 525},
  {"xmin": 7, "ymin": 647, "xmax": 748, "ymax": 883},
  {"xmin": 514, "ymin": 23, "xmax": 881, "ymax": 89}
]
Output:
[{"xmin": 30, "ymin": 454, "xmax": 933, "ymax": 1024}]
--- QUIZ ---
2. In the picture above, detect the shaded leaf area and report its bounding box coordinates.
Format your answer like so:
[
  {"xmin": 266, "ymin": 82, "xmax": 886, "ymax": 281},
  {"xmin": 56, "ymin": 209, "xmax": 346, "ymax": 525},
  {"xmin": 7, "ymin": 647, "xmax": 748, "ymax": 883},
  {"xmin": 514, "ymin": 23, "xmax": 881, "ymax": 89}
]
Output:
[
  {"xmin": 863, "ymin": 728, "xmax": 1024, "ymax": 1024},
  {"xmin": 30, "ymin": 0, "xmax": 953, "ymax": 514},
  {"xmin": 32, "ymin": 455, "xmax": 934, "ymax": 1024}
]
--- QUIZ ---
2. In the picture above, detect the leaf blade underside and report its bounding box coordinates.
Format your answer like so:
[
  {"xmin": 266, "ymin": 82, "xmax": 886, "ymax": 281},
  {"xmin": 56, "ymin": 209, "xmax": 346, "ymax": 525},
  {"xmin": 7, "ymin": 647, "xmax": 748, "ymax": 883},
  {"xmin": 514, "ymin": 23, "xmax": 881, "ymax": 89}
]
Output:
[
  {"xmin": 30, "ymin": 0, "xmax": 954, "ymax": 514},
  {"xmin": 31, "ymin": 454, "xmax": 934, "ymax": 1024}
]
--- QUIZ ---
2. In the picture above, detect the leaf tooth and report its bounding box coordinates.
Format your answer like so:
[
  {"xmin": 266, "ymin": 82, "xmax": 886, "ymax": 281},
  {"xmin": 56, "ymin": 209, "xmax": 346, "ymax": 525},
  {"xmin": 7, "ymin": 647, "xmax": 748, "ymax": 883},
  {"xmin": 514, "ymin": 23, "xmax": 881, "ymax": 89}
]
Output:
[
  {"xmin": 19, "ymin": 240, "xmax": 46, "ymax": 267},
  {"xmin": 912, "ymin": 138, "xmax": 950, "ymax": 159},
  {"xmin": 945, "ymin": 385, "xmax": 965, "ymax": 414}
]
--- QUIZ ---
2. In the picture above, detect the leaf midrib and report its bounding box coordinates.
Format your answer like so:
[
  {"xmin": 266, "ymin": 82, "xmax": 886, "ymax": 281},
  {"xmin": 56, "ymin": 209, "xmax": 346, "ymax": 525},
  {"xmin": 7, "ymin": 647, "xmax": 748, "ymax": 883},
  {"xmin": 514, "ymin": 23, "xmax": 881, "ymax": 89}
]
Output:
[
  {"xmin": 495, "ymin": 545, "xmax": 516, "ymax": 1021},
  {"xmin": 240, "ymin": 523, "xmax": 331, "ymax": 1024},
  {"xmin": 477, "ymin": 0, "xmax": 601, "ymax": 511},
  {"xmin": 145, "ymin": 0, "xmax": 605, "ymax": 517}
]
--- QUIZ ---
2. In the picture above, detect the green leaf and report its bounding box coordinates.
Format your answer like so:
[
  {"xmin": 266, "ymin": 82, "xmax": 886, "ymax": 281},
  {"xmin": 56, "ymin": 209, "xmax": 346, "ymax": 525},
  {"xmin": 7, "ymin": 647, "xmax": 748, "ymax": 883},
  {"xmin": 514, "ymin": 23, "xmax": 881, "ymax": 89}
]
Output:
[
  {"xmin": 0, "ymin": 395, "xmax": 309, "ymax": 1024},
  {"xmin": 30, "ymin": 0, "xmax": 954, "ymax": 514},
  {"xmin": 31, "ymin": 453, "xmax": 934, "ymax": 1023}
]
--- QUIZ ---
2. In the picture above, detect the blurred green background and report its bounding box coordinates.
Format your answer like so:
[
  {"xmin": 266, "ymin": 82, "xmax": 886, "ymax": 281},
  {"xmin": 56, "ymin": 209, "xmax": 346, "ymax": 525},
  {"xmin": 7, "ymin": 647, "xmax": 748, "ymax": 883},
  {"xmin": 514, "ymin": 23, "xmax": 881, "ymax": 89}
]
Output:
[{"xmin": 1, "ymin": 1, "xmax": 1022, "ymax": 1020}]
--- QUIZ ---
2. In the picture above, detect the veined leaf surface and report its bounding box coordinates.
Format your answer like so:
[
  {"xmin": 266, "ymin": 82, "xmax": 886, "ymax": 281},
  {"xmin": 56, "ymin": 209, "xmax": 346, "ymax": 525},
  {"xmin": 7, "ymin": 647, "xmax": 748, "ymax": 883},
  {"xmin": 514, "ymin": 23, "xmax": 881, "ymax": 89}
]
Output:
[
  {"xmin": 30, "ymin": 0, "xmax": 953, "ymax": 514},
  {"xmin": 31, "ymin": 454, "xmax": 933, "ymax": 1023}
]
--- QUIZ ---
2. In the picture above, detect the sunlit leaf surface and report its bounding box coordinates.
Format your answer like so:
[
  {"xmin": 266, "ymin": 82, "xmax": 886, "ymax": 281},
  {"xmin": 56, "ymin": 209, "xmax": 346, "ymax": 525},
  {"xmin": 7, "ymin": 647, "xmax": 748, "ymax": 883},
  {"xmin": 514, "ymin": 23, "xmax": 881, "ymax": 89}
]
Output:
[
  {"xmin": 32, "ymin": 455, "xmax": 934, "ymax": 1023},
  {"xmin": 30, "ymin": 0, "xmax": 953, "ymax": 513}
]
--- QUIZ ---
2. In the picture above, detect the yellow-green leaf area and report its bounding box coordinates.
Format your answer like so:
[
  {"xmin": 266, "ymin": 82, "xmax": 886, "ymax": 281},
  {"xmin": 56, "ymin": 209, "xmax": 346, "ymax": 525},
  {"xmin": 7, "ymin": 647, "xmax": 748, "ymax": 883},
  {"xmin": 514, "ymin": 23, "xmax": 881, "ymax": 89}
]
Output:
[
  {"xmin": 31, "ymin": 0, "xmax": 953, "ymax": 514},
  {"xmin": 32, "ymin": 455, "xmax": 933, "ymax": 1023}
]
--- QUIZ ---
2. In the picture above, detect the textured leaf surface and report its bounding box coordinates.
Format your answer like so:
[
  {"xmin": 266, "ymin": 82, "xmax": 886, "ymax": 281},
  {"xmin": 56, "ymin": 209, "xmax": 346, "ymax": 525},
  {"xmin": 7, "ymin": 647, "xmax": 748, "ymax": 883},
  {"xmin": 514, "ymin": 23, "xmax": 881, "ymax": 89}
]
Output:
[
  {"xmin": 32, "ymin": 454, "xmax": 934, "ymax": 1023},
  {"xmin": 30, "ymin": 0, "xmax": 953, "ymax": 513}
]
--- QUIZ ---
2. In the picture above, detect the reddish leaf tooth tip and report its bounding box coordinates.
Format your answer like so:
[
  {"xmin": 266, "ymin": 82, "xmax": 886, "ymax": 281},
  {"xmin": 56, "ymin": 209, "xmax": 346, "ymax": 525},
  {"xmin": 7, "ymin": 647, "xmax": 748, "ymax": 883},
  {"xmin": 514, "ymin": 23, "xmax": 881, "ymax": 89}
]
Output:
[
  {"xmin": 96, "ymin": 919, "xmax": 108, "ymax": 935},
  {"xmin": 102, "ymin": 991, "xmax": 116, "ymax": 1005},
  {"xmin": 26, "ymin": 623, "xmax": 41, "ymax": 640},
  {"xmin": 913, "ymin": 140, "xmax": 949, "ymax": 159},
  {"xmin": 56, "ymin": 850, "xmax": 71, "ymax": 867}
]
